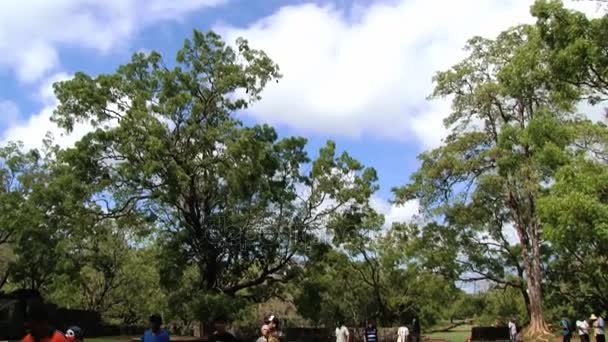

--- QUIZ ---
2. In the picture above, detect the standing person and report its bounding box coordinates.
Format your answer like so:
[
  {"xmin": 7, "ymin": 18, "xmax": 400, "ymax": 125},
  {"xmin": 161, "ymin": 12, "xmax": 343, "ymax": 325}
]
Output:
[
  {"xmin": 578, "ymin": 319, "xmax": 590, "ymax": 342},
  {"xmin": 335, "ymin": 321, "xmax": 349, "ymax": 342},
  {"xmin": 560, "ymin": 317, "xmax": 573, "ymax": 342},
  {"xmin": 208, "ymin": 316, "xmax": 238, "ymax": 342},
  {"xmin": 22, "ymin": 299, "xmax": 67, "ymax": 342},
  {"xmin": 265, "ymin": 315, "xmax": 281, "ymax": 342},
  {"xmin": 508, "ymin": 318, "xmax": 517, "ymax": 342},
  {"xmin": 256, "ymin": 325, "xmax": 271, "ymax": 342},
  {"xmin": 141, "ymin": 314, "xmax": 170, "ymax": 342},
  {"xmin": 410, "ymin": 317, "xmax": 421, "ymax": 342},
  {"xmin": 397, "ymin": 325, "xmax": 409, "ymax": 342},
  {"xmin": 364, "ymin": 321, "xmax": 377, "ymax": 342},
  {"xmin": 591, "ymin": 314, "xmax": 606, "ymax": 342}
]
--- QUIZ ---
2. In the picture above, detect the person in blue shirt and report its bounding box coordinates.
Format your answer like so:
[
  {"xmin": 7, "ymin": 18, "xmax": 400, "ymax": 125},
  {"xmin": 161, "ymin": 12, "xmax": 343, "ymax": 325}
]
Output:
[{"xmin": 142, "ymin": 314, "xmax": 170, "ymax": 342}]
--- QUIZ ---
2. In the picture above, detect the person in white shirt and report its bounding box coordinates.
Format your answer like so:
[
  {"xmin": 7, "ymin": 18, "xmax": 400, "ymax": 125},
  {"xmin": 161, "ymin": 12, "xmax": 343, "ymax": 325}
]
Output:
[
  {"xmin": 591, "ymin": 314, "xmax": 605, "ymax": 342},
  {"xmin": 577, "ymin": 319, "xmax": 590, "ymax": 342},
  {"xmin": 508, "ymin": 319, "xmax": 517, "ymax": 341},
  {"xmin": 335, "ymin": 322, "xmax": 349, "ymax": 342},
  {"xmin": 397, "ymin": 326, "xmax": 409, "ymax": 342}
]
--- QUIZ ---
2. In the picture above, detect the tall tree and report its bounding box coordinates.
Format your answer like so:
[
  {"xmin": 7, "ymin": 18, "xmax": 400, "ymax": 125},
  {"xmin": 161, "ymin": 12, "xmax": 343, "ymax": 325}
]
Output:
[
  {"xmin": 533, "ymin": 0, "xmax": 608, "ymax": 317},
  {"xmin": 539, "ymin": 150, "xmax": 608, "ymax": 314},
  {"xmin": 51, "ymin": 30, "xmax": 377, "ymax": 312},
  {"xmin": 0, "ymin": 141, "xmax": 89, "ymax": 291},
  {"xmin": 394, "ymin": 24, "xmax": 582, "ymax": 336},
  {"xmin": 0, "ymin": 142, "xmax": 35, "ymax": 289}
]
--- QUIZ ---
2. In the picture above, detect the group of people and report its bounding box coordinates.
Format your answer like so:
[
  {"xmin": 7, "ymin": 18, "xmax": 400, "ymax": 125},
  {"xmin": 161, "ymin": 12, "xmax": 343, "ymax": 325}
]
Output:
[
  {"xmin": 561, "ymin": 314, "xmax": 605, "ymax": 342},
  {"xmin": 21, "ymin": 299, "xmax": 85, "ymax": 342},
  {"xmin": 334, "ymin": 318, "xmax": 421, "ymax": 342},
  {"xmin": 21, "ymin": 300, "xmax": 170, "ymax": 342}
]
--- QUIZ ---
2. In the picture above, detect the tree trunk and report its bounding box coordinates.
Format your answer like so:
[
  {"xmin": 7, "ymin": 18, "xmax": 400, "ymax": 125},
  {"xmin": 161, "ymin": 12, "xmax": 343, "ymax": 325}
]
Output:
[
  {"xmin": 509, "ymin": 189, "xmax": 550, "ymax": 337},
  {"xmin": 521, "ymin": 221, "xmax": 551, "ymax": 337},
  {"xmin": 518, "ymin": 286, "xmax": 531, "ymax": 319}
]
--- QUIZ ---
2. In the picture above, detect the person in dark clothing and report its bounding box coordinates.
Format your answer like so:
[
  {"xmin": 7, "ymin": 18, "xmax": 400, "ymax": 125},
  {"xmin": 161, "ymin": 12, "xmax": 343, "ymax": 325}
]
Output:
[
  {"xmin": 364, "ymin": 321, "xmax": 377, "ymax": 342},
  {"xmin": 411, "ymin": 317, "xmax": 421, "ymax": 342},
  {"xmin": 561, "ymin": 317, "xmax": 573, "ymax": 342},
  {"xmin": 208, "ymin": 316, "xmax": 239, "ymax": 342}
]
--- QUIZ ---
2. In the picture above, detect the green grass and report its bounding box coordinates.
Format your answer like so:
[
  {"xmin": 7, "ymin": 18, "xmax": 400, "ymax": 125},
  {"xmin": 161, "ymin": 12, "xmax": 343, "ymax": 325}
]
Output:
[
  {"xmin": 87, "ymin": 336, "xmax": 133, "ymax": 342},
  {"xmin": 426, "ymin": 325, "xmax": 472, "ymax": 342}
]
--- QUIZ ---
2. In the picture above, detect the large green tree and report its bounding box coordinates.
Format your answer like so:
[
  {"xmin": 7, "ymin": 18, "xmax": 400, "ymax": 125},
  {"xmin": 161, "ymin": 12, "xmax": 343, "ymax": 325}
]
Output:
[
  {"xmin": 0, "ymin": 142, "xmax": 36, "ymax": 289},
  {"xmin": 0, "ymin": 140, "xmax": 96, "ymax": 291},
  {"xmin": 51, "ymin": 30, "xmax": 377, "ymax": 314},
  {"xmin": 394, "ymin": 23, "xmax": 584, "ymax": 336},
  {"xmin": 296, "ymin": 210, "xmax": 456, "ymax": 327},
  {"xmin": 533, "ymin": 0, "xmax": 608, "ymax": 318}
]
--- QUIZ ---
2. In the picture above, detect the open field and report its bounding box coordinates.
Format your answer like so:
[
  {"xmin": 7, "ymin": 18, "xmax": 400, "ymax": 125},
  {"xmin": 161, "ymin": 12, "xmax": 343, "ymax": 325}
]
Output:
[
  {"xmin": 88, "ymin": 337, "xmax": 133, "ymax": 342},
  {"xmin": 426, "ymin": 325, "xmax": 472, "ymax": 342}
]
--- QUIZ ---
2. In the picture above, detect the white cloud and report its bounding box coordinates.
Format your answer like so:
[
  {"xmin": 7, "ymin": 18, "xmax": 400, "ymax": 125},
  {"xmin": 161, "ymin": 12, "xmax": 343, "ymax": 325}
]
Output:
[
  {"xmin": 371, "ymin": 196, "xmax": 419, "ymax": 227},
  {"xmin": 577, "ymin": 100, "xmax": 607, "ymax": 122},
  {"xmin": 1, "ymin": 0, "xmax": 227, "ymax": 148},
  {"xmin": 0, "ymin": 100, "xmax": 19, "ymax": 128},
  {"xmin": 0, "ymin": 73, "xmax": 95, "ymax": 150},
  {"xmin": 0, "ymin": 0, "xmax": 227, "ymax": 83},
  {"xmin": 218, "ymin": 0, "xmax": 601, "ymax": 149}
]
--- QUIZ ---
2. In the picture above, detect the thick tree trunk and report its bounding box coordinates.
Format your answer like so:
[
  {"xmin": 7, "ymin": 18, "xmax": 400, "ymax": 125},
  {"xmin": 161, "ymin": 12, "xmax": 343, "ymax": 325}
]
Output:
[
  {"xmin": 523, "ymin": 257, "xmax": 548, "ymax": 335},
  {"xmin": 521, "ymin": 221, "xmax": 551, "ymax": 337},
  {"xmin": 509, "ymin": 186, "xmax": 551, "ymax": 338}
]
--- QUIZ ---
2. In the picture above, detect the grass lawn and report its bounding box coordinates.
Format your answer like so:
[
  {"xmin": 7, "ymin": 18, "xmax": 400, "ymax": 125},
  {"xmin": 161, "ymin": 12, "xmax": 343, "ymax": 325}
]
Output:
[
  {"xmin": 87, "ymin": 336, "xmax": 133, "ymax": 342},
  {"xmin": 426, "ymin": 325, "xmax": 472, "ymax": 342},
  {"xmin": 426, "ymin": 326, "xmax": 589, "ymax": 342}
]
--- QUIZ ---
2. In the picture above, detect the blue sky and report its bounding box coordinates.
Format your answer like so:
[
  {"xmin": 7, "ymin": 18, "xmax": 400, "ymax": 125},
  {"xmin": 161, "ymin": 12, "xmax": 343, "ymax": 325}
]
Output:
[{"xmin": 0, "ymin": 0, "xmax": 600, "ymax": 224}]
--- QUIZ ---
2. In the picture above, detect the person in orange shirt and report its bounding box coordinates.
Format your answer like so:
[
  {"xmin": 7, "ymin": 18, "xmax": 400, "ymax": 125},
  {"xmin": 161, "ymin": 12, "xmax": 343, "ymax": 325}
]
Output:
[{"xmin": 22, "ymin": 299, "xmax": 66, "ymax": 342}]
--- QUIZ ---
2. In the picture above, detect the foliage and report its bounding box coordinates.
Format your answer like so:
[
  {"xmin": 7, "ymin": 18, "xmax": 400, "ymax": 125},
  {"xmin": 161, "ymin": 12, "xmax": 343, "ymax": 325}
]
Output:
[
  {"xmin": 532, "ymin": 0, "xmax": 608, "ymax": 322},
  {"xmin": 2, "ymin": 4, "xmax": 608, "ymax": 330},
  {"xmin": 392, "ymin": 19, "xmax": 586, "ymax": 334},
  {"xmin": 294, "ymin": 219, "xmax": 456, "ymax": 327},
  {"xmin": 50, "ymin": 29, "xmax": 377, "ymax": 321},
  {"xmin": 533, "ymin": 0, "xmax": 608, "ymax": 102},
  {"xmin": 539, "ymin": 157, "xmax": 608, "ymax": 318}
]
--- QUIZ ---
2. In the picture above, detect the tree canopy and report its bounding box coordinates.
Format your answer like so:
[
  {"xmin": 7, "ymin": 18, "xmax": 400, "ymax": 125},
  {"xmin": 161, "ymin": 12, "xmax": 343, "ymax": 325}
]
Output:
[{"xmin": 1, "ymin": 0, "xmax": 607, "ymax": 333}]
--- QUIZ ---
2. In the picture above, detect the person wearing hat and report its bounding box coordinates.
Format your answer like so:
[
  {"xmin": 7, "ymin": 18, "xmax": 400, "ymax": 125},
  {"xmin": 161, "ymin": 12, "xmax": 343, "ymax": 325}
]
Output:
[
  {"xmin": 591, "ymin": 314, "xmax": 605, "ymax": 342},
  {"xmin": 22, "ymin": 299, "xmax": 67, "ymax": 342},
  {"xmin": 65, "ymin": 326, "xmax": 84, "ymax": 342},
  {"xmin": 141, "ymin": 314, "xmax": 170, "ymax": 342},
  {"xmin": 208, "ymin": 316, "xmax": 238, "ymax": 342}
]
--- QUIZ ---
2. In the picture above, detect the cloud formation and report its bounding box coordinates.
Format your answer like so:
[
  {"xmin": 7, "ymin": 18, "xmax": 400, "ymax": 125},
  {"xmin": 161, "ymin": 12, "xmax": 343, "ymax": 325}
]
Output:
[
  {"xmin": 1, "ymin": 0, "xmax": 604, "ymax": 152},
  {"xmin": 0, "ymin": 0, "xmax": 227, "ymax": 83},
  {"xmin": 0, "ymin": 73, "xmax": 96, "ymax": 150},
  {"xmin": 371, "ymin": 196, "xmax": 419, "ymax": 228},
  {"xmin": 219, "ymin": 0, "xmax": 601, "ymax": 148}
]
